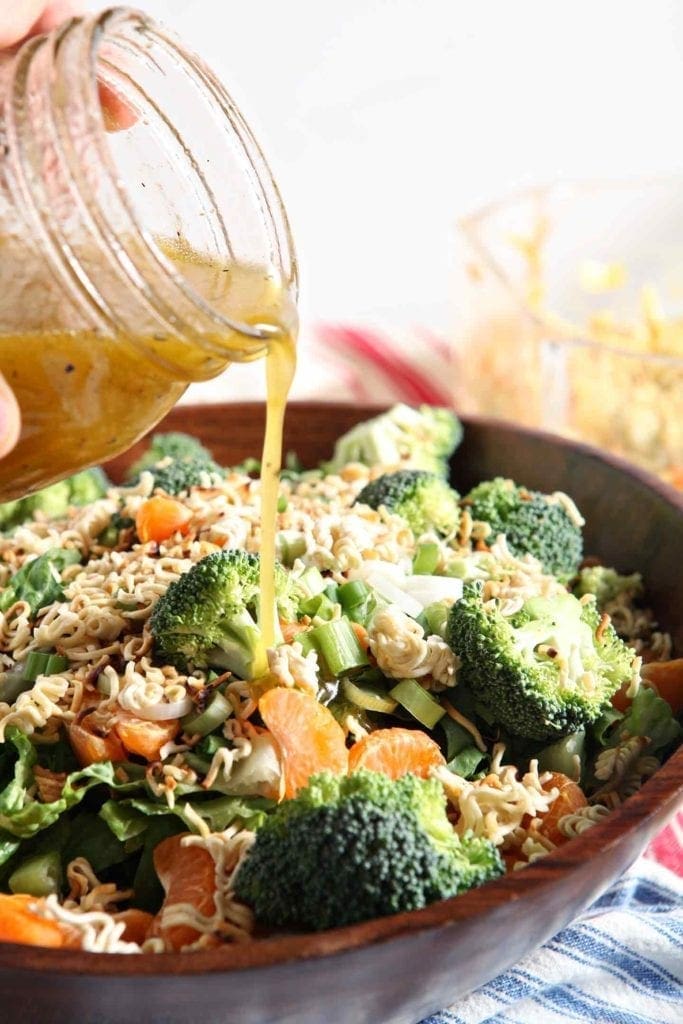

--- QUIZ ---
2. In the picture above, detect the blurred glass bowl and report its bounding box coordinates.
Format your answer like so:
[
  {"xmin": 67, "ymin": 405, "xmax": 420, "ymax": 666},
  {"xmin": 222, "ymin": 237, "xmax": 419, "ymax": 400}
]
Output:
[{"xmin": 453, "ymin": 179, "xmax": 683, "ymax": 487}]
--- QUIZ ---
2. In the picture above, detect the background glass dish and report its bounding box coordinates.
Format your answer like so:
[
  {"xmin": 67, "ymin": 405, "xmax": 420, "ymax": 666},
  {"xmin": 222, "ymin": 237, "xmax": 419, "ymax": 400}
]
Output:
[{"xmin": 453, "ymin": 179, "xmax": 683, "ymax": 486}]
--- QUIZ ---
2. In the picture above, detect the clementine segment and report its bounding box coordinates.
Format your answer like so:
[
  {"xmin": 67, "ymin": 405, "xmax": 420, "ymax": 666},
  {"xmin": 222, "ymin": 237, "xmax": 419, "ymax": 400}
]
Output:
[
  {"xmin": 641, "ymin": 658, "xmax": 683, "ymax": 715},
  {"xmin": 150, "ymin": 834, "xmax": 217, "ymax": 951},
  {"xmin": 348, "ymin": 727, "xmax": 446, "ymax": 779},
  {"xmin": 537, "ymin": 772, "xmax": 587, "ymax": 845},
  {"xmin": 113, "ymin": 712, "xmax": 179, "ymax": 762},
  {"xmin": 135, "ymin": 496, "xmax": 192, "ymax": 544},
  {"xmin": 113, "ymin": 908, "xmax": 154, "ymax": 945},
  {"xmin": 258, "ymin": 687, "xmax": 348, "ymax": 798},
  {"xmin": 68, "ymin": 716, "xmax": 127, "ymax": 767},
  {"xmin": 0, "ymin": 894, "xmax": 77, "ymax": 948}
]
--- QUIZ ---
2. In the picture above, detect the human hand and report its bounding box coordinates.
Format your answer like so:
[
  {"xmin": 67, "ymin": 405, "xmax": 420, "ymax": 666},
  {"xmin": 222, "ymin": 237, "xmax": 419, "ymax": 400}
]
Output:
[
  {"xmin": 0, "ymin": 2, "xmax": 85, "ymax": 456},
  {"xmin": 0, "ymin": 1, "xmax": 85, "ymax": 49}
]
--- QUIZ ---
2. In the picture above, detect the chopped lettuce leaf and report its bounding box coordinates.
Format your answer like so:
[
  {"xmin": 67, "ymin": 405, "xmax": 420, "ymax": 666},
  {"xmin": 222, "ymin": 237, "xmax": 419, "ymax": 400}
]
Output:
[
  {"xmin": 0, "ymin": 548, "xmax": 81, "ymax": 615},
  {"xmin": 613, "ymin": 687, "xmax": 682, "ymax": 755},
  {"xmin": 0, "ymin": 728, "xmax": 118, "ymax": 838}
]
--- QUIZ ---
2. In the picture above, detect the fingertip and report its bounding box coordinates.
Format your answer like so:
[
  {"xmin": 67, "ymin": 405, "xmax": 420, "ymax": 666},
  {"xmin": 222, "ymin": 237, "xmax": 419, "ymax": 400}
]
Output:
[{"xmin": 0, "ymin": 375, "xmax": 21, "ymax": 460}]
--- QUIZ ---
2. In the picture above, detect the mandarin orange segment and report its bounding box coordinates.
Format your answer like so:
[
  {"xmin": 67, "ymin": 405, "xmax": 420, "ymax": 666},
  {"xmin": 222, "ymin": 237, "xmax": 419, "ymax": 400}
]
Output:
[
  {"xmin": 348, "ymin": 727, "xmax": 446, "ymax": 779},
  {"xmin": 135, "ymin": 496, "xmax": 192, "ymax": 544},
  {"xmin": 537, "ymin": 772, "xmax": 587, "ymax": 845},
  {"xmin": 258, "ymin": 687, "xmax": 348, "ymax": 798},
  {"xmin": 0, "ymin": 894, "xmax": 76, "ymax": 948},
  {"xmin": 150, "ymin": 834, "xmax": 217, "ymax": 951},
  {"xmin": 67, "ymin": 717, "xmax": 127, "ymax": 767},
  {"xmin": 113, "ymin": 908, "xmax": 154, "ymax": 946},
  {"xmin": 113, "ymin": 712, "xmax": 179, "ymax": 762},
  {"xmin": 641, "ymin": 658, "xmax": 683, "ymax": 716}
]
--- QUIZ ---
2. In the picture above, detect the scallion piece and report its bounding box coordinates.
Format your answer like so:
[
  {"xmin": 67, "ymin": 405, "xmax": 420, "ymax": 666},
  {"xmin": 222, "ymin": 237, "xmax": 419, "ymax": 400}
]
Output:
[
  {"xmin": 181, "ymin": 690, "xmax": 232, "ymax": 737},
  {"xmin": 412, "ymin": 542, "xmax": 440, "ymax": 575},
  {"xmin": 295, "ymin": 631, "xmax": 317, "ymax": 657},
  {"xmin": 23, "ymin": 650, "xmax": 52, "ymax": 682},
  {"xmin": 309, "ymin": 618, "xmax": 369, "ymax": 677},
  {"xmin": 389, "ymin": 678, "xmax": 445, "ymax": 729},
  {"xmin": 299, "ymin": 593, "xmax": 337, "ymax": 621},
  {"xmin": 323, "ymin": 583, "xmax": 340, "ymax": 603},
  {"xmin": 342, "ymin": 677, "xmax": 397, "ymax": 714},
  {"xmin": 45, "ymin": 654, "xmax": 69, "ymax": 675},
  {"xmin": 277, "ymin": 532, "xmax": 307, "ymax": 566},
  {"xmin": 295, "ymin": 566, "xmax": 326, "ymax": 599},
  {"xmin": 422, "ymin": 601, "xmax": 450, "ymax": 639},
  {"xmin": 9, "ymin": 851, "xmax": 62, "ymax": 898},
  {"xmin": 338, "ymin": 580, "xmax": 370, "ymax": 612}
]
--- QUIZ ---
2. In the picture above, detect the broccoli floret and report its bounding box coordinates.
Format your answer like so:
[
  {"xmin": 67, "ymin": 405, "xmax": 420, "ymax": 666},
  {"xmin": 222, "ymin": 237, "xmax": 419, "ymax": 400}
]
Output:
[
  {"xmin": 67, "ymin": 467, "xmax": 110, "ymax": 506},
  {"xmin": 150, "ymin": 549, "xmax": 298, "ymax": 678},
  {"xmin": 446, "ymin": 582, "xmax": 637, "ymax": 741},
  {"xmin": 573, "ymin": 565, "xmax": 643, "ymax": 610},
  {"xmin": 0, "ymin": 468, "xmax": 110, "ymax": 533},
  {"xmin": 233, "ymin": 770, "xmax": 502, "ymax": 931},
  {"xmin": 355, "ymin": 469, "xmax": 460, "ymax": 537},
  {"xmin": 128, "ymin": 432, "xmax": 211, "ymax": 474},
  {"xmin": 126, "ymin": 431, "xmax": 224, "ymax": 496},
  {"xmin": 323, "ymin": 404, "xmax": 463, "ymax": 478},
  {"xmin": 464, "ymin": 477, "xmax": 583, "ymax": 580}
]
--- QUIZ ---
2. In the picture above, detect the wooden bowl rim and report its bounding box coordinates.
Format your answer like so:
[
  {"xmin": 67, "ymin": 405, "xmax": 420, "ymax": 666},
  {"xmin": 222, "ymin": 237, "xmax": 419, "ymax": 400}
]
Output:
[{"xmin": 1, "ymin": 403, "xmax": 681, "ymax": 977}]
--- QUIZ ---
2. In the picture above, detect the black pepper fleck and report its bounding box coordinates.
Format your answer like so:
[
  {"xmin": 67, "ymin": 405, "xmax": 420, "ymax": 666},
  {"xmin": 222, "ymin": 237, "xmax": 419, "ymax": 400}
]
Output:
[{"xmin": 64, "ymin": 363, "xmax": 75, "ymax": 373}]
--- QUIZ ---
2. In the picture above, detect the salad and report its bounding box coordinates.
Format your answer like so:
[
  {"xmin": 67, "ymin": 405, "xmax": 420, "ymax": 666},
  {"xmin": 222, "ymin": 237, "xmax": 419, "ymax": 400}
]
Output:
[{"xmin": 0, "ymin": 405, "xmax": 680, "ymax": 953}]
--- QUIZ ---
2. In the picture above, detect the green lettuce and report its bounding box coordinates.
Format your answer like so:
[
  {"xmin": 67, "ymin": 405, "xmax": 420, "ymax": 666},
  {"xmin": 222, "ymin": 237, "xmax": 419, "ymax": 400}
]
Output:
[
  {"xmin": 0, "ymin": 728, "xmax": 117, "ymax": 838},
  {"xmin": 100, "ymin": 794, "xmax": 273, "ymax": 841},
  {"xmin": 613, "ymin": 687, "xmax": 682, "ymax": 755},
  {"xmin": 0, "ymin": 548, "xmax": 82, "ymax": 615}
]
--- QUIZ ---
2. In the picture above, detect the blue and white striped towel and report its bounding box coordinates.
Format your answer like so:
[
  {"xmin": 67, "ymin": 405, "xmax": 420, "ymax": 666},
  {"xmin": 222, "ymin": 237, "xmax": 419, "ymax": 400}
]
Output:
[{"xmin": 424, "ymin": 859, "xmax": 683, "ymax": 1024}]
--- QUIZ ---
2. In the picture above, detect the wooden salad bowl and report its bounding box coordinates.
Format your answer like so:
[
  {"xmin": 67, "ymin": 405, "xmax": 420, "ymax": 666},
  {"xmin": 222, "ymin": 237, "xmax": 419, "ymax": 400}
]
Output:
[{"xmin": 1, "ymin": 402, "xmax": 681, "ymax": 1024}]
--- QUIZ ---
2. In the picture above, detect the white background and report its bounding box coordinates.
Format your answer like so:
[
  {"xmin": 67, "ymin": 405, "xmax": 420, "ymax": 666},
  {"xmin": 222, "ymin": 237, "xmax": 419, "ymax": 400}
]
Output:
[{"xmin": 86, "ymin": 0, "xmax": 683, "ymax": 336}]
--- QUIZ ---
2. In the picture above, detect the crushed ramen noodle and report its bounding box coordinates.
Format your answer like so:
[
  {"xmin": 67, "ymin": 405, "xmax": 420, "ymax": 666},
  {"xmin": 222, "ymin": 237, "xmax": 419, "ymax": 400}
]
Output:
[{"xmin": 0, "ymin": 410, "xmax": 678, "ymax": 952}]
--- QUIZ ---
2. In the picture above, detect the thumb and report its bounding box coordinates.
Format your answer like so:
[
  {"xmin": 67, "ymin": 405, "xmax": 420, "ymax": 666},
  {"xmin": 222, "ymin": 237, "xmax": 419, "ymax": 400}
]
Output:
[{"xmin": 0, "ymin": 373, "xmax": 21, "ymax": 459}]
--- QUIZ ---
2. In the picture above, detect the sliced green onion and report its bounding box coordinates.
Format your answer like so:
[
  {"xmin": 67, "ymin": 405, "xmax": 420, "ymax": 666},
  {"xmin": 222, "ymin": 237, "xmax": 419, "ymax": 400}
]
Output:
[
  {"xmin": 45, "ymin": 654, "xmax": 69, "ymax": 675},
  {"xmin": 96, "ymin": 671, "xmax": 114, "ymax": 696},
  {"xmin": 295, "ymin": 630, "xmax": 317, "ymax": 658},
  {"xmin": 309, "ymin": 618, "xmax": 369, "ymax": 677},
  {"xmin": 338, "ymin": 579, "xmax": 370, "ymax": 611},
  {"xmin": 323, "ymin": 583, "xmax": 339, "ymax": 603},
  {"xmin": 277, "ymin": 495, "xmax": 288, "ymax": 513},
  {"xmin": 181, "ymin": 690, "xmax": 232, "ymax": 737},
  {"xmin": 295, "ymin": 566, "xmax": 326, "ymax": 599},
  {"xmin": 277, "ymin": 532, "xmax": 307, "ymax": 566},
  {"xmin": 389, "ymin": 678, "xmax": 445, "ymax": 729},
  {"xmin": 338, "ymin": 580, "xmax": 377, "ymax": 625},
  {"xmin": 98, "ymin": 524, "xmax": 119, "ymax": 547},
  {"xmin": 23, "ymin": 651, "xmax": 52, "ymax": 682},
  {"xmin": 9, "ymin": 851, "xmax": 62, "ymax": 897},
  {"xmin": 299, "ymin": 593, "xmax": 337, "ymax": 621},
  {"xmin": 342, "ymin": 677, "xmax": 397, "ymax": 714},
  {"xmin": 413, "ymin": 542, "xmax": 440, "ymax": 575},
  {"xmin": 422, "ymin": 601, "xmax": 450, "ymax": 639},
  {"xmin": 444, "ymin": 559, "xmax": 469, "ymax": 579}
]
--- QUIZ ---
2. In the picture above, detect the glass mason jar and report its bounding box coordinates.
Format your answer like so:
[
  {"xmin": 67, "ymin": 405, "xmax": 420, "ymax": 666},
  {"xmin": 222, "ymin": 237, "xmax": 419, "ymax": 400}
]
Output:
[{"xmin": 0, "ymin": 5, "xmax": 298, "ymax": 500}]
